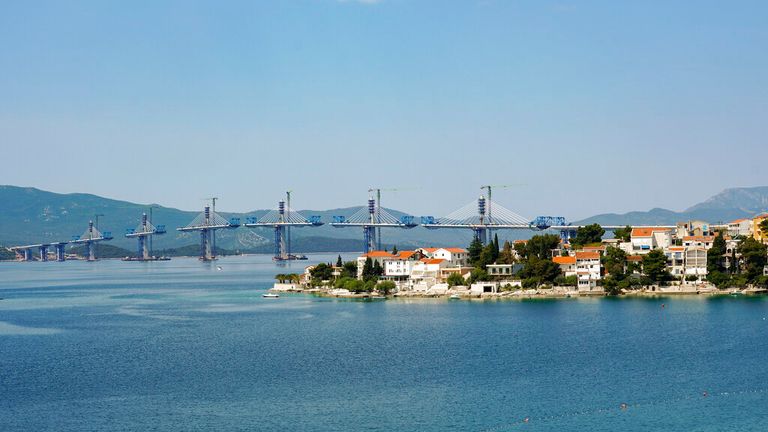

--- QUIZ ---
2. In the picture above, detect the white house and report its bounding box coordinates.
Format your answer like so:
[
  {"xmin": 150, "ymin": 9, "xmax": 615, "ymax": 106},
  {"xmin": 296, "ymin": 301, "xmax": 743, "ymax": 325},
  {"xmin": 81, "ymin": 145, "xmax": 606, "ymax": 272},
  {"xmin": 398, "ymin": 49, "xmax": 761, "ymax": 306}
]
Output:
[
  {"xmin": 552, "ymin": 255, "xmax": 577, "ymax": 277},
  {"xmin": 409, "ymin": 258, "xmax": 448, "ymax": 290},
  {"xmin": 383, "ymin": 251, "xmax": 419, "ymax": 279},
  {"xmin": 418, "ymin": 247, "xmax": 468, "ymax": 266},
  {"xmin": 575, "ymin": 251, "xmax": 602, "ymax": 290},
  {"xmin": 727, "ymin": 219, "xmax": 752, "ymax": 237},
  {"xmin": 682, "ymin": 236, "xmax": 715, "ymax": 250},
  {"xmin": 631, "ymin": 228, "xmax": 672, "ymax": 253}
]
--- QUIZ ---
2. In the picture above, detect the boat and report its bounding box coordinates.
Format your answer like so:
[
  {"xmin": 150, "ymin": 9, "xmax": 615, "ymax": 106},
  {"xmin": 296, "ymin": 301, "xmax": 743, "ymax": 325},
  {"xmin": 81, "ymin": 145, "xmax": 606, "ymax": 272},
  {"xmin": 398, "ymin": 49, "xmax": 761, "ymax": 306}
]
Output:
[
  {"xmin": 262, "ymin": 293, "xmax": 280, "ymax": 298},
  {"xmin": 371, "ymin": 296, "xmax": 386, "ymax": 300},
  {"xmin": 449, "ymin": 294, "xmax": 461, "ymax": 300}
]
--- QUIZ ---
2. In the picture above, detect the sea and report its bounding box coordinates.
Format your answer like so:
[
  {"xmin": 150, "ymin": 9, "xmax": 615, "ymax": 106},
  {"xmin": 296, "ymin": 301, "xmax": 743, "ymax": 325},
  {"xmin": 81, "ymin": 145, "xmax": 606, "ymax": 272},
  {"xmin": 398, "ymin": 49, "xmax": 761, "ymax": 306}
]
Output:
[{"xmin": 1, "ymin": 253, "xmax": 767, "ymax": 431}]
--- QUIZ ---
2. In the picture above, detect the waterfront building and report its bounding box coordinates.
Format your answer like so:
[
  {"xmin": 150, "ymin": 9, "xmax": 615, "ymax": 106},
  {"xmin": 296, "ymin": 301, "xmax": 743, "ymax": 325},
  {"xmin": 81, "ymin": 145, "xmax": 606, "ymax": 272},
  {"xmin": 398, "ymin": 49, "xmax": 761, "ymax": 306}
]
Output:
[
  {"xmin": 575, "ymin": 251, "xmax": 602, "ymax": 290},
  {"xmin": 630, "ymin": 228, "xmax": 672, "ymax": 253},
  {"xmin": 417, "ymin": 247, "xmax": 468, "ymax": 266},
  {"xmin": 487, "ymin": 263, "xmax": 515, "ymax": 278},
  {"xmin": 552, "ymin": 255, "xmax": 577, "ymax": 277},
  {"xmin": 356, "ymin": 251, "xmax": 395, "ymax": 278},
  {"xmin": 383, "ymin": 251, "xmax": 419, "ymax": 280}
]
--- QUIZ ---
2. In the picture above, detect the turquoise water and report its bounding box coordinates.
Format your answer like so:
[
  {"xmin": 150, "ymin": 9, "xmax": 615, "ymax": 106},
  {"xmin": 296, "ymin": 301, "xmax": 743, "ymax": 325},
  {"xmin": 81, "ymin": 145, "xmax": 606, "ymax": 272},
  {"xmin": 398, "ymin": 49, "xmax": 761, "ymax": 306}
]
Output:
[{"xmin": 2, "ymin": 254, "xmax": 768, "ymax": 431}]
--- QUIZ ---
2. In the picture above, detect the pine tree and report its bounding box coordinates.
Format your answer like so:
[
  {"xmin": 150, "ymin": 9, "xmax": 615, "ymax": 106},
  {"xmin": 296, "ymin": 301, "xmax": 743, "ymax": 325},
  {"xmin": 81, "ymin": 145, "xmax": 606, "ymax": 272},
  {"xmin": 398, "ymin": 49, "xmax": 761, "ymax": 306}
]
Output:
[
  {"xmin": 392, "ymin": 245, "xmax": 398, "ymax": 255},
  {"xmin": 468, "ymin": 238, "xmax": 483, "ymax": 266},
  {"xmin": 336, "ymin": 254, "xmax": 343, "ymax": 268}
]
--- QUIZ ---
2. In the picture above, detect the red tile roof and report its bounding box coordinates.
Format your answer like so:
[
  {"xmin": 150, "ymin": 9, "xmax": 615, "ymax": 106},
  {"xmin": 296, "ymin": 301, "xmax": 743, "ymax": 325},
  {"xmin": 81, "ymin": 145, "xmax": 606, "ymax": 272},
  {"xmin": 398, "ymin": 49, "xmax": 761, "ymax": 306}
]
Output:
[
  {"xmin": 631, "ymin": 228, "xmax": 670, "ymax": 238},
  {"xmin": 552, "ymin": 256, "xmax": 576, "ymax": 265},
  {"xmin": 421, "ymin": 258, "xmax": 445, "ymax": 265},
  {"xmin": 575, "ymin": 251, "xmax": 600, "ymax": 260},
  {"xmin": 683, "ymin": 236, "xmax": 714, "ymax": 242},
  {"xmin": 363, "ymin": 251, "xmax": 395, "ymax": 258}
]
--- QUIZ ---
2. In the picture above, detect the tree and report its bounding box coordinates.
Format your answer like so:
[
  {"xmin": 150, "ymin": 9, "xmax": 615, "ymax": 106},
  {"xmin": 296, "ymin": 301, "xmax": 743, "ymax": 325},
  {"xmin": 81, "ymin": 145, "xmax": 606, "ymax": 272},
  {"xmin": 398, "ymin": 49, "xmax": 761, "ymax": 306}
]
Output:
[
  {"xmin": 391, "ymin": 245, "xmax": 398, "ymax": 255},
  {"xmin": 613, "ymin": 226, "xmax": 632, "ymax": 242},
  {"xmin": 499, "ymin": 241, "xmax": 515, "ymax": 264},
  {"xmin": 602, "ymin": 276, "xmax": 623, "ymax": 295},
  {"xmin": 309, "ymin": 263, "xmax": 333, "ymax": 285},
  {"xmin": 468, "ymin": 238, "xmax": 483, "ymax": 266},
  {"xmin": 572, "ymin": 224, "xmax": 605, "ymax": 248},
  {"xmin": 739, "ymin": 236, "xmax": 768, "ymax": 284},
  {"xmin": 602, "ymin": 246, "xmax": 628, "ymax": 280},
  {"xmin": 467, "ymin": 268, "xmax": 490, "ymax": 284},
  {"xmin": 518, "ymin": 234, "xmax": 561, "ymax": 261},
  {"xmin": 372, "ymin": 260, "xmax": 384, "ymax": 277},
  {"xmin": 446, "ymin": 272, "xmax": 466, "ymax": 287},
  {"xmin": 342, "ymin": 261, "xmax": 358, "ymax": 278},
  {"xmin": 479, "ymin": 242, "xmax": 499, "ymax": 268},
  {"xmin": 707, "ymin": 232, "xmax": 726, "ymax": 274},
  {"xmin": 361, "ymin": 257, "xmax": 374, "ymax": 280},
  {"xmin": 376, "ymin": 281, "xmax": 396, "ymax": 295},
  {"xmin": 518, "ymin": 258, "xmax": 561, "ymax": 284},
  {"xmin": 336, "ymin": 255, "xmax": 343, "ymax": 268},
  {"xmin": 642, "ymin": 249, "xmax": 670, "ymax": 283},
  {"xmin": 760, "ymin": 219, "xmax": 768, "ymax": 237}
]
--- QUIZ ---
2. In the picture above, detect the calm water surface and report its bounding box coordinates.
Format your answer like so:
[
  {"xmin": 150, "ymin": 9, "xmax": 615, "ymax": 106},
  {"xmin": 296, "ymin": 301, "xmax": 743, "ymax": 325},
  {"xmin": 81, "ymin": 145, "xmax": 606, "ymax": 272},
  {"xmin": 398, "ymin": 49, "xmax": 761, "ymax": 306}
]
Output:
[{"xmin": 2, "ymin": 254, "xmax": 768, "ymax": 431}]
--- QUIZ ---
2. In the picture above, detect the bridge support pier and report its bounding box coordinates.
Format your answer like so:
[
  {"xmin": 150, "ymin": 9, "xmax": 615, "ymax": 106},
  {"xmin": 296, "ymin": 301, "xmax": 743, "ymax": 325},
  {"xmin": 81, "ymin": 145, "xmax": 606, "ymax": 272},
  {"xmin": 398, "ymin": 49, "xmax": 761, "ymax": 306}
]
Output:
[
  {"xmin": 39, "ymin": 245, "xmax": 49, "ymax": 262},
  {"xmin": 55, "ymin": 244, "xmax": 66, "ymax": 262},
  {"xmin": 24, "ymin": 249, "xmax": 33, "ymax": 261}
]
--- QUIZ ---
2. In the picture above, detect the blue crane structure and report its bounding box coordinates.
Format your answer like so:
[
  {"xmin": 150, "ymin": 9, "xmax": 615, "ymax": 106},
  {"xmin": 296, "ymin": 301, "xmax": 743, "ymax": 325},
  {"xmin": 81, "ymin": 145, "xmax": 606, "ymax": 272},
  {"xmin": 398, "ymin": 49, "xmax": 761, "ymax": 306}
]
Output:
[
  {"xmin": 125, "ymin": 212, "xmax": 167, "ymax": 260},
  {"xmin": 421, "ymin": 186, "xmax": 679, "ymax": 243},
  {"xmin": 243, "ymin": 192, "xmax": 323, "ymax": 261},
  {"xmin": 177, "ymin": 204, "xmax": 240, "ymax": 261},
  {"xmin": 70, "ymin": 220, "xmax": 114, "ymax": 261},
  {"xmin": 331, "ymin": 196, "xmax": 418, "ymax": 254}
]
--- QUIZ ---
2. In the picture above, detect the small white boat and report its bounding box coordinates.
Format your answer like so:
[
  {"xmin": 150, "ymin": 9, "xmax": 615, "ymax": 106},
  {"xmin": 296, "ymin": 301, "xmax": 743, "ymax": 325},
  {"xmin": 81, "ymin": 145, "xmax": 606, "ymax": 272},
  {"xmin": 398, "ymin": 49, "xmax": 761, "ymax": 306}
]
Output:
[
  {"xmin": 371, "ymin": 296, "xmax": 386, "ymax": 300},
  {"xmin": 449, "ymin": 294, "xmax": 461, "ymax": 300},
  {"xmin": 262, "ymin": 293, "xmax": 280, "ymax": 298}
]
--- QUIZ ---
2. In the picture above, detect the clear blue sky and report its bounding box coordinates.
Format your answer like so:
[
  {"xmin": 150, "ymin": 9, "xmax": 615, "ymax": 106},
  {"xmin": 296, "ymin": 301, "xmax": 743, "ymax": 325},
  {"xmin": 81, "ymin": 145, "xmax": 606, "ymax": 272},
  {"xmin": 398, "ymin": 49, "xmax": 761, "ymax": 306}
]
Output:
[{"xmin": 1, "ymin": 0, "xmax": 766, "ymax": 220}]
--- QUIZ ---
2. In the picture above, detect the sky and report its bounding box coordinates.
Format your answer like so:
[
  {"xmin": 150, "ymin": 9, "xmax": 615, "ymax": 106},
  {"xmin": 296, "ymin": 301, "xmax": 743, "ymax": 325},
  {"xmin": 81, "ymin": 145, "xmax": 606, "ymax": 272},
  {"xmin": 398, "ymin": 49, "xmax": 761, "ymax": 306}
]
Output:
[{"xmin": 1, "ymin": 0, "xmax": 767, "ymax": 220}]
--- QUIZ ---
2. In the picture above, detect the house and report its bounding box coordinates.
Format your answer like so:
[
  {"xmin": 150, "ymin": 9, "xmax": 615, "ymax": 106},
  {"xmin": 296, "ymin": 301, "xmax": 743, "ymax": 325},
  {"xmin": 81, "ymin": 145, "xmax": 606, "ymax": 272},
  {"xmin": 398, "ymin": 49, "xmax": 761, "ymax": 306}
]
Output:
[
  {"xmin": 676, "ymin": 220, "xmax": 714, "ymax": 238},
  {"xmin": 754, "ymin": 214, "xmax": 768, "ymax": 243},
  {"xmin": 727, "ymin": 218, "xmax": 752, "ymax": 237},
  {"xmin": 356, "ymin": 251, "xmax": 395, "ymax": 278},
  {"xmin": 409, "ymin": 258, "xmax": 447, "ymax": 290},
  {"xmin": 630, "ymin": 228, "xmax": 672, "ymax": 253},
  {"xmin": 486, "ymin": 263, "xmax": 515, "ymax": 278},
  {"xmin": 684, "ymin": 247, "xmax": 707, "ymax": 280},
  {"xmin": 383, "ymin": 251, "xmax": 419, "ymax": 280},
  {"xmin": 430, "ymin": 247, "xmax": 469, "ymax": 266},
  {"xmin": 575, "ymin": 251, "xmax": 602, "ymax": 290},
  {"xmin": 665, "ymin": 246, "xmax": 686, "ymax": 277},
  {"xmin": 552, "ymin": 255, "xmax": 577, "ymax": 277},
  {"xmin": 682, "ymin": 236, "xmax": 715, "ymax": 250}
]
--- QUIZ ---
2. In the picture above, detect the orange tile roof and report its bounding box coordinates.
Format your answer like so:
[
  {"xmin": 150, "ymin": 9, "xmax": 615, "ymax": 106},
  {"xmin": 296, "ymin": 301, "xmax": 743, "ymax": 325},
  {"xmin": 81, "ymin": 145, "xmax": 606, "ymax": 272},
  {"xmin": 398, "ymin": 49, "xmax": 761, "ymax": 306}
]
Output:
[
  {"xmin": 442, "ymin": 247, "xmax": 467, "ymax": 253},
  {"xmin": 421, "ymin": 258, "xmax": 445, "ymax": 264},
  {"xmin": 668, "ymin": 246, "xmax": 685, "ymax": 251},
  {"xmin": 575, "ymin": 251, "xmax": 600, "ymax": 260},
  {"xmin": 363, "ymin": 251, "xmax": 395, "ymax": 258},
  {"xmin": 395, "ymin": 251, "xmax": 417, "ymax": 259},
  {"xmin": 420, "ymin": 247, "xmax": 440, "ymax": 253},
  {"xmin": 627, "ymin": 255, "xmax": 643, "ymax": 262},
  {"xmin": 683, "ymin": 236, "xmax": 714, "ymax": 242},
  {"xmin": 582, "ymin": 245, "xmax": 606, "ymax": 252},
  {"xmin": 729, "ymin": 218, "xmax": 748, "ymax": 224},
  {"xmin": 631, "ymin": 228, "xmax": 671, "ymax": 238},
  {"xmin": 552, "ymin": 256, "xmax": 576, "ymax": 265}
]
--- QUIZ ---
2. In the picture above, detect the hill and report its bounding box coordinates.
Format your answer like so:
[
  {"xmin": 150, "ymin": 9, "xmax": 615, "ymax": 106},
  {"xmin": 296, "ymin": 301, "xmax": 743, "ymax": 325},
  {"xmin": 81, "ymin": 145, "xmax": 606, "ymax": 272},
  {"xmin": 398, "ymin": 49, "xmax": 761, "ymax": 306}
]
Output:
[{"xmin": 576, "ymin": 186, "xmax": 768, "ymax": 226}]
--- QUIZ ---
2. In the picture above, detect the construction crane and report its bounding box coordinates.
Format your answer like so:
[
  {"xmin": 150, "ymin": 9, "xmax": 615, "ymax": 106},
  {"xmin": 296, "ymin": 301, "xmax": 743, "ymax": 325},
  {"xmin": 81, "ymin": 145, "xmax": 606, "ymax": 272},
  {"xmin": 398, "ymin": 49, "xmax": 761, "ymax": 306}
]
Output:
[
  {"xmin": 367, "ymin": 187, "xmax": 417, "ymax": 251},
  {"xmin": 177, "ymin": 200, "xmax": 240, "ymax": 261},
  {"xmin": 244, "ymin": 192, "xmax": 323, "ymax": 261},
  {"xmin": 331, "ymin": 193, "xmax": 418, "ymax": 254},
  {"xmin": 70, "ymin": 220, "xmax": 114, "ymax": 261},
  {"xmin": 124, "ymin": 212, "xmax": 167, "ymax": 260}
]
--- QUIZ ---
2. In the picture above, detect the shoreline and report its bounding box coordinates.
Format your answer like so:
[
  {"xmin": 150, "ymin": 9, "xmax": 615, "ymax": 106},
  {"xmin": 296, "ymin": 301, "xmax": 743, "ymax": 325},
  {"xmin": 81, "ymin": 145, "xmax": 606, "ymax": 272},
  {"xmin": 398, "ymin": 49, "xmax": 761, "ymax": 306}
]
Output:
[{"xmin": 270, "ymin": 284, "xmax": 768, "ymax": 300}]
